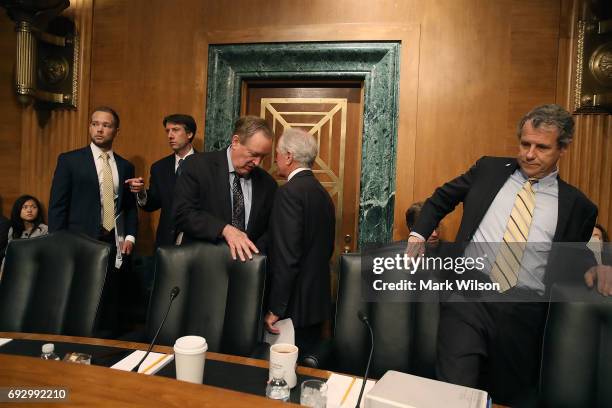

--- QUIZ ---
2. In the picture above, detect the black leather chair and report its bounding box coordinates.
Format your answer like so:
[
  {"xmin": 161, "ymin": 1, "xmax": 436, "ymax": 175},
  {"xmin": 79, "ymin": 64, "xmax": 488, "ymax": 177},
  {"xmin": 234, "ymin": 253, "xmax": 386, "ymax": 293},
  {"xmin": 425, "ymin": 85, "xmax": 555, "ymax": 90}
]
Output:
[
  {"xmin": 539, "ymin": 284, "xmax": 612, "ymax": 407},
  {"xmin": 304, "ymin": 247, "xmax": 440, "ymax": 379},
  {"xmin": 0, "ymin": 231, "xmax": 111, "ymax": 337},
  {"xmin": 146, "ymin": 241, "xmax": 267, "ymax": 357}
]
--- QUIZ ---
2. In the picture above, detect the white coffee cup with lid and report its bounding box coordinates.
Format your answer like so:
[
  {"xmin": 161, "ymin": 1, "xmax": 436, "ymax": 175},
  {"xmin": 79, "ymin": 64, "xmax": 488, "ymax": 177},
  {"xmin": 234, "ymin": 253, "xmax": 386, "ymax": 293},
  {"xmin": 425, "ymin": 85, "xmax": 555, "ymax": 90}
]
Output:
[{"xmin": 173, "ymin": 335, "xmax": 208, "ymax": 384}]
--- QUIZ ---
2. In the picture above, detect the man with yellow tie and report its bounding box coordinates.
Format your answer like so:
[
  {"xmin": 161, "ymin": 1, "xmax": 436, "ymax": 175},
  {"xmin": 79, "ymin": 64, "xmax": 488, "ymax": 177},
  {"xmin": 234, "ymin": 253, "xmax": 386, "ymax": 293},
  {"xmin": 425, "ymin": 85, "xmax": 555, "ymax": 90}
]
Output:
[
  {"xmin": 406, "ymin": 104, "xmax": 610, "ymax": 405},
  {"xmin": 49, "ymin": 106, "xmax": 138, "ymax": 335}
]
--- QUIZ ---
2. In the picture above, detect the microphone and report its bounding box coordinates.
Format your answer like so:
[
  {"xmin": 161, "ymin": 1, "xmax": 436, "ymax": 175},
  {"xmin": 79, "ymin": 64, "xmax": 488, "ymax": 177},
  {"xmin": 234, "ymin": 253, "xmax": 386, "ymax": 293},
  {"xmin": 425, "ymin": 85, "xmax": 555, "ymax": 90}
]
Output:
[
  {"xmin": 131, "ymin": 286, "xmax": 180, "ymax": 372},
  {"xmin": 356, "ymin": 310, "xmax": 374, "ymax": 408}
]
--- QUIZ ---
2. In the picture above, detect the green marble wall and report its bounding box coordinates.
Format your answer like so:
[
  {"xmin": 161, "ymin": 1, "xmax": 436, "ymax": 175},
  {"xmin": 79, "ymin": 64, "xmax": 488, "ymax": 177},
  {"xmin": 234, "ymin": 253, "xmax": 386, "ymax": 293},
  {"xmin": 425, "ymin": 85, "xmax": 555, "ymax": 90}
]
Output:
[{"xmin": 205, "ymin": 42, "xmax": 400, "ymax": 245}]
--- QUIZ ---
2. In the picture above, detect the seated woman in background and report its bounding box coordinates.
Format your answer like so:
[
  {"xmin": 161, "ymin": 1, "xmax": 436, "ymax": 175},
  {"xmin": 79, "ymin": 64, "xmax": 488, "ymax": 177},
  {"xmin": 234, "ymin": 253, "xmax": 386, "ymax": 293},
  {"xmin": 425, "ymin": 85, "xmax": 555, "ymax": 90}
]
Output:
[
  {"xmin": 1, "ymin": 195, "xmax": 48, "ymax": 280},
  {"xmin": 8, "ymin": 194, "xmax": 48, "ymax": 243}
]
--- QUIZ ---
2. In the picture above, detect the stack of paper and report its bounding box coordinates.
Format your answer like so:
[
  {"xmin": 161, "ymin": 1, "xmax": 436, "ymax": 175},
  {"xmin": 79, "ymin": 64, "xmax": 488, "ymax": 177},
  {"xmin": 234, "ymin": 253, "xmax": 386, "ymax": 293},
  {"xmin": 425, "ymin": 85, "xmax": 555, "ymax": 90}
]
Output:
[
  {"xmin": 326, "ymin": 373, "xmax": 376, "ymax": 408},
  {"xmin": 111, "ymin": 350, "xmax": 174, "ymax": 375},
  {"xmin": 364, "ymin": 371, "xmax": 488, "ymax": 408}
]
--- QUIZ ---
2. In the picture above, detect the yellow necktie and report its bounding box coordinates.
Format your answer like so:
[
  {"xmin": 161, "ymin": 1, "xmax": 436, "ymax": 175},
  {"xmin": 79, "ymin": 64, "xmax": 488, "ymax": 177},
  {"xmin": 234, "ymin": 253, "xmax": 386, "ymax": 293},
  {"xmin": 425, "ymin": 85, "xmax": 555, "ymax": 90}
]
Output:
[
  {"xmin": 100, "ymin": 153, "xmax": 115, "ymax": 232},
  {"xmin": 490, "ymin": 178, "xmax": 537, "ymax": 292}
]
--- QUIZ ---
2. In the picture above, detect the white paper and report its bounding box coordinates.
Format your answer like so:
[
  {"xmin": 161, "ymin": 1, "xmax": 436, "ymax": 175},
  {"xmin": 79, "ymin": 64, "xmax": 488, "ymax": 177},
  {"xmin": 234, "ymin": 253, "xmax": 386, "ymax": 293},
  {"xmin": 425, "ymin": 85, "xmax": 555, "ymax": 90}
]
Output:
[
  {"xmin": 114, "ymin": 212, "xmax": 125, "ymax": 268},
  {"xmin": 364, "ymin": 371, "xmax": 488, "ymax": 408},
  {"xmin": 326, "ymin": 373, "xmax": 376, "ymax": 408},
  {"xmin": 111, "ymin": 350, "xmax": 174, "ymax": 375},
  {"xmin": 0, "ymin": 338, "xmax": 13, "ymax": 347},
  {"xmin": 264, "ymin": 318, "xmax": 295, "ymax": 345}
]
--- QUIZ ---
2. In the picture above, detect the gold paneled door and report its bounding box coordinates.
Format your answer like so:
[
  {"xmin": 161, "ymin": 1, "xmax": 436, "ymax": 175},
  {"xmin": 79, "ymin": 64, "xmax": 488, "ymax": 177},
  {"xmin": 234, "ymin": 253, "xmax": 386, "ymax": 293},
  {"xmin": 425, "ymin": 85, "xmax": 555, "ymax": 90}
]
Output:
[{"xmin": 243, "ymin": 81, "xmax": 364, "ymax": 286}]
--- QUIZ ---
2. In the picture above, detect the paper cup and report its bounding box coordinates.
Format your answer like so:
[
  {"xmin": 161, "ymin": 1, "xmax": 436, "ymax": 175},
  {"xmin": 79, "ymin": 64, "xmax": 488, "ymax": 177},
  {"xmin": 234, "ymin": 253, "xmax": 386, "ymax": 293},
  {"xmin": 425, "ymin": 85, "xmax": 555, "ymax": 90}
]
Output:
[
  {"xmin": 269, "ymin": 343, "xmax": 299, "ymax": 388},
  {"xmin": 173, "ymin": 335, "xmax": 208, "ymax": 384}
]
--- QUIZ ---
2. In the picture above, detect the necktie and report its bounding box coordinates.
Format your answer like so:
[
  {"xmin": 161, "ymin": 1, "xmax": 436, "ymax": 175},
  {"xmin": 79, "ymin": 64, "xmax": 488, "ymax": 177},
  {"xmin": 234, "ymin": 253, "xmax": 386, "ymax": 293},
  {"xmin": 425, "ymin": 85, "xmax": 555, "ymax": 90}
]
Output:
[
  {"xmin": 231, "ymin": 173, "xmax": 245, "ymax": 231},
  {"xmin": 490, "ymin": 178, "xmax": 538, "ymax": 292},
  {"xmin": 100, "ymin": 152, "xmax": 115, "ymax": 232},
  {"xmin": 176, "ymin": 158, "xmax": 184, "ymax": 176}
]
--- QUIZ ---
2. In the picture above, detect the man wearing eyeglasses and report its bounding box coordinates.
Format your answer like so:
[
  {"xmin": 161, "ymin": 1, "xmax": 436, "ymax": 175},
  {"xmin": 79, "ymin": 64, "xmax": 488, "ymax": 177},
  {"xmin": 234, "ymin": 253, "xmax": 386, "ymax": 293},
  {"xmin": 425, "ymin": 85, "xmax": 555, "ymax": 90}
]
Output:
[{"xmin": 173, "ymin": 116, "xmax": 277, "ymax": 261}]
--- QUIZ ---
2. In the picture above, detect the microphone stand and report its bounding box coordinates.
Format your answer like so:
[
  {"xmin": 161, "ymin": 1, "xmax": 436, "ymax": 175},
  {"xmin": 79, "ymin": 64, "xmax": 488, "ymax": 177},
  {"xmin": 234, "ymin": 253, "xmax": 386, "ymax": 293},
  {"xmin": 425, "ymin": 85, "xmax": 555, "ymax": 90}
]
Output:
[
  {"xmin": 356, "ymin": 311, "xmax": 374, "ymax": 408},
  {"xmin": 131, "ymin": 286, "xmax": 180, "ymax": 372}
]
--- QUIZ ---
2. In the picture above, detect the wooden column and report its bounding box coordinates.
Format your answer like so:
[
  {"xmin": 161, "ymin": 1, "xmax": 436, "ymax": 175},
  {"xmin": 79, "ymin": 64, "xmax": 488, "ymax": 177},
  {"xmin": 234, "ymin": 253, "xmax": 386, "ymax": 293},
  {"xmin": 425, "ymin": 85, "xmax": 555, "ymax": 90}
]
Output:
[
  {"xmin": 19, "ymin": 0, "xmax": 94, "ymax": 208},
  {"xmin": 556, "ymin": 0, "xmax": 612, "ymax": 232},
  {"xmin": 559, "ymin": 115, "xmax": 612, "ymax": 230}
]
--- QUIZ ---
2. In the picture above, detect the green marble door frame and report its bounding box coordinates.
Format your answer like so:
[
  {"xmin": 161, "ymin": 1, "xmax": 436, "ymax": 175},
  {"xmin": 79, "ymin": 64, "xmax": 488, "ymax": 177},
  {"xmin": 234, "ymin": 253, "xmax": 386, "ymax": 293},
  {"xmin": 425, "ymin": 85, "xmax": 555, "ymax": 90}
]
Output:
[{"xmin": 205, "ymin": 42, "xmax": 400, "ymax": 246}]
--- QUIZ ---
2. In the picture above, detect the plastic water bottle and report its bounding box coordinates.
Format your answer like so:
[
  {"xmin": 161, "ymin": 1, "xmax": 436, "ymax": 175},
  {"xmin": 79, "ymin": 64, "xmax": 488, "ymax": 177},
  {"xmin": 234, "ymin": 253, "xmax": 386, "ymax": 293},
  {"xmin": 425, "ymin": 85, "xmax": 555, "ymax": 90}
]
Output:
[
  {"xmin": 266, "ymin": 367, "xmax": 290, "ymax": 402},
  {"xmin": 40, "ymin": 343, "xmax": 60, "ymax": 360}
]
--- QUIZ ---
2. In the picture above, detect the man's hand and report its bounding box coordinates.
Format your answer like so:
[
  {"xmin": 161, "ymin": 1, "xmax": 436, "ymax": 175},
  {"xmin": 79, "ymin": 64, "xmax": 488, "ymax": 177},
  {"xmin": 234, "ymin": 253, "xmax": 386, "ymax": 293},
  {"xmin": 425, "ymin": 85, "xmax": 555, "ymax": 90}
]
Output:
[
  {"xmin": 222, "ymin": 224, "xmax": 259, "ymax": 261},
  {"xmin": 264, "ymin": 311, "xmax": 281, "ymax": 334},
  {"xmin": 120, "ymin": 240, "xmax": 134, "ymax": 255},
  {"xmin": 584, "ymin": 265, "xmax": 612, "ymax": 296},
  {"xmin": 125, "ymin": 177, "xmax": 145, "ymax": 193},
  {"xmin": 406, "ymin": 235, "xmax": 426, "ymax": 258}
]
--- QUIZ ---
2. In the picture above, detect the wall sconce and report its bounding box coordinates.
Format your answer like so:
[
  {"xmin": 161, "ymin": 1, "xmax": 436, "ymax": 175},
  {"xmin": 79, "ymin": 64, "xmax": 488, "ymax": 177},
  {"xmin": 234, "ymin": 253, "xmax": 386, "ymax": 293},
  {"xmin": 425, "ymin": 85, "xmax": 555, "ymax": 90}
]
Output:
[
  {"xmin": 574, "ymin": 1, "xmax": 612, "ymax": 113},
  {"xmin": 1, "ymin": 0, "xmax": 78, "ymax": 123}
]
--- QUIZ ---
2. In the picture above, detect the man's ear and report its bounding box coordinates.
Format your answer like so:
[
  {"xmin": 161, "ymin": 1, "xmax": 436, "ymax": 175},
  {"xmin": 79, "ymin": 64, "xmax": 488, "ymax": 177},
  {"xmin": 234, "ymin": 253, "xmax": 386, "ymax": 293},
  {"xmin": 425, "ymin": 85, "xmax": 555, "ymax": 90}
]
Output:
[{"xmin": 230, "ymin": 134, "xmax": 240, "ymax": 147}]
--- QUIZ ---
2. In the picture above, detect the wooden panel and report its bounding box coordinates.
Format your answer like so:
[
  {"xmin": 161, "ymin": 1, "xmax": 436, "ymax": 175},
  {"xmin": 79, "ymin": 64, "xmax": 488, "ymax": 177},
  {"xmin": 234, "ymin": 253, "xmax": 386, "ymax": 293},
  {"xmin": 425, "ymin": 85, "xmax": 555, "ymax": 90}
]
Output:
[
  {"xmin": 17, "ymin": 0, "xmax": 94, "ymax": 224},
  {"xmin": 560, "ymin": 115, "xmax": 612, "ymax": 232},
  {"xmin": 411, "ymin": 0, "xmax": 562, "ymax": 240},
  {"xmin": 9, "ymin": 0, "xmax": 567, "ymax": 249},
  {"xmin": 90, "ymin": 0, "xmax": 207, "ymax": 252},
  {"xmin": 0, "ymin": 13, "xmax": 21, "ymax": 216},
  {"xmin": 555, "ymin": 0, "xmax": 610, "ymax": 234}
]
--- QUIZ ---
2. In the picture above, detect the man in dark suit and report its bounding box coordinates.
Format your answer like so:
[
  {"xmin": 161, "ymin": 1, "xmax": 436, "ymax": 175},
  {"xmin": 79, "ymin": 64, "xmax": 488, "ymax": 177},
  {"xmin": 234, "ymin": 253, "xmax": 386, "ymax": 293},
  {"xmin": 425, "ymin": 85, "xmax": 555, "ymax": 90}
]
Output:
[
  {"xmin": 49, "ymin": 106, "xmax": 138, "ymax": 245},
  {"xmin": 173, "ymin": 116, "xmax": 277, "ymax": 261},
  {"xmin": 48, "ymin": 106, "xmax": 138, "ymax": 336},
  {"xmin": 264, "ymin": 128, "xmax": 335, "ymax": 352},
  {"xmin": 407, "ymin": 104, "xmax": 610, "ymax": 404},
  {"xmin": 125, "ymin": 114, "xmax": 197, "ymax": 248}
]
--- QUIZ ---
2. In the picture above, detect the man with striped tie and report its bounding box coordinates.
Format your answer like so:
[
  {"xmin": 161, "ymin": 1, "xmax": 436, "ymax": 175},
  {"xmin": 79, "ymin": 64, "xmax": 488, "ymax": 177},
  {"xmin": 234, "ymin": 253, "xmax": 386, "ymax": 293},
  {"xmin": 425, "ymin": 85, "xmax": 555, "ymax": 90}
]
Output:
[
  {"xmin": 49, "ymin": 106, "xmax": 138, "ymax": 250},
  {"xmin": 406, "ymin": 104, "xmax": 607, "ymax": 405},
  {"xmin": 49, "ymin": 106, "xmax": 138, "ymax": 336},
  {"xmin": 173, "ymin": 116, "xmax": 277, "ymax": 261}
]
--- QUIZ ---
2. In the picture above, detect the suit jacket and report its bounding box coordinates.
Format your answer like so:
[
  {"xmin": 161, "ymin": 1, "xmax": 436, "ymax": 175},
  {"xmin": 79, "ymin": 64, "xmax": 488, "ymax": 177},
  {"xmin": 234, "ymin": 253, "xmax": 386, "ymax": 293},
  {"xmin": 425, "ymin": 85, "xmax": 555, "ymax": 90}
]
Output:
[
  {"xmin": 413, "ymin": 156, "xmax": 597, "ymax": 285},
  {"xmin": 140, "ymin": 152, "xmax": 195, "ymax": 247},
  {"xmin": 173, "ymin": 149, "xmax": 277, "ymax": 249},
  {"xmin": 268, "ymin": 170, "xmax": 336, "ymax": 328},
  {"xmin": 48, "ymin": 146, "xmax": 138, "ymax": 239}
]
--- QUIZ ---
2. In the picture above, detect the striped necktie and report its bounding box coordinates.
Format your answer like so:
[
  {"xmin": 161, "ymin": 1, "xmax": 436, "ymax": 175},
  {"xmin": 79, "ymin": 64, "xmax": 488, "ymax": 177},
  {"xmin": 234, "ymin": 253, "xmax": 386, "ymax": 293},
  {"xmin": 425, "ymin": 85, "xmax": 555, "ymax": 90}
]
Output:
[
  {"xmin": 100, "ymin": 152, "xmax": 115, "ymax": 232},
  {"xmin": 490, "ymin": 178, "xmax": 538, "ymax": 292},
  {"xmin": 231, "ymin": 173, "xmax": 245, "ymax": 231}
]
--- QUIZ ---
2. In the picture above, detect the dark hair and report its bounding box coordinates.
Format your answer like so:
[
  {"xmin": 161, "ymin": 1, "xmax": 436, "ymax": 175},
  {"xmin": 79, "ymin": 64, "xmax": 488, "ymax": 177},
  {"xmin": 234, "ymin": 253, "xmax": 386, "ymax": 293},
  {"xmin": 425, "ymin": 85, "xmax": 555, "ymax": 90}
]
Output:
[
  {"xmin": 405, "ymin": 201, "xmax": 424, "ymax": 230},
  {"xmin": 10, "ymin": 195, "xmax": 45, "ymax": 239},
  {"xmin": 91, "ymin": 106, "xmax": 120, "ymax": 128},
  {"xmin": 517, "ymin": 104, "xmax": 574, "ymax": 148},
  {"xmin": 594, "ymin": 223, "xmax": 609, "ymax": 243},
  {"xmin": 232, "ymin": 116, "xmax": 273, "ymax": 143},
  {"xmin": 163, "ymin": 114, "xmax": 197, "ymax": 142}
]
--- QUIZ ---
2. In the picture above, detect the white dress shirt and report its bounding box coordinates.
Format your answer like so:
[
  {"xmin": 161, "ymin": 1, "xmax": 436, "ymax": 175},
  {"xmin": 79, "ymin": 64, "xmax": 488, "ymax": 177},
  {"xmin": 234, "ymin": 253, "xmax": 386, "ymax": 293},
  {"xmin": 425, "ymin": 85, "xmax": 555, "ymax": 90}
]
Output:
[{"xmin": 90, "ymin": 143, "xmax": 135, "ymax": 244}]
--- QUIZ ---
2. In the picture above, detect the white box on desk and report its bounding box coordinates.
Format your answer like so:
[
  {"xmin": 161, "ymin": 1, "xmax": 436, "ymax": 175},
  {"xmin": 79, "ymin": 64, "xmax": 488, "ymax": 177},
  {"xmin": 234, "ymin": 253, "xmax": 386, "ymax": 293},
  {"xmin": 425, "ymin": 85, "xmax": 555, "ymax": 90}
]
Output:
[{"xmin": 364, "ymin": 370, "xmax": 488, "ymax": 408}]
